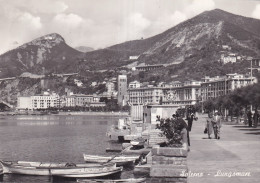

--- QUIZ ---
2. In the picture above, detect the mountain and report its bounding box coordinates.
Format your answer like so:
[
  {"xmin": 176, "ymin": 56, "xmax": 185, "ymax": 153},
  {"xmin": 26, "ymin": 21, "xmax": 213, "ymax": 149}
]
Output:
[
  {"xmin": 75, "ymin": 46, "xmax": 94, "ymax": 53},
  {"xmin": 0, "ymin": 33, "xmax": 82, "ymax": 78},
  {"xmin": 79, "ymin": 9, "xmax": 260, "ymax": 80},
  {"xmin": 1, "ymin": 9, "xmax": 260, "ymax": 80}
]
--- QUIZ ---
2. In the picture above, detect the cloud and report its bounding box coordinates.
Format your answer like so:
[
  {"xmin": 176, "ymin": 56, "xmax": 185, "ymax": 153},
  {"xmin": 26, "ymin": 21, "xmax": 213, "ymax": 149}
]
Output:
[
  {"xmin": 53, "ymin": 13, "xmax": 84, "ymax": 28},
  {"xmin": 185, "ymin": 0, "xmax": 215, "ymax": 17},
  {"xmin": 121, "ymin": 12, "xmax": 151, "ymax": 40},
  {"xmin": 18, "ymin": 12, "xmax": 42, "ymax": 30},
  {"xmin": 21, "ymin": 0, "xmax": 68, "ymax": 14},
  {"xmin": 252, "ymin": 4, "xmax": 260, "ymax": 19}
]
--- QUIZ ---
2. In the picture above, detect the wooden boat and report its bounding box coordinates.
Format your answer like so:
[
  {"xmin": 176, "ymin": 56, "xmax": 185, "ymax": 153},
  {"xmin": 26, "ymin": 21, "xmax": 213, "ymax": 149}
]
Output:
[
  {"xmin": 77, "ymin": 177, "xmax": 146, "ymax": 183},
  {"xmin": 83, "ymin": 154, "xmax": 140, "ymax": 166},
  {"xmin": 51, "ymin": 166, "xmax": 122, "ymax": 178},
  {"xmin": 0, "ymin": 160, "xmax": 116, "ymax": 177}
]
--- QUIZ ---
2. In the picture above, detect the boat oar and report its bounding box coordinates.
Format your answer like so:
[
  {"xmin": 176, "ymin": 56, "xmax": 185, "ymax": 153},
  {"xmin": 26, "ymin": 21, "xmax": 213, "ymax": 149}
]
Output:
[{"xmin": 102, "ymin": 147, "xmax": 129, "ymax": 165}]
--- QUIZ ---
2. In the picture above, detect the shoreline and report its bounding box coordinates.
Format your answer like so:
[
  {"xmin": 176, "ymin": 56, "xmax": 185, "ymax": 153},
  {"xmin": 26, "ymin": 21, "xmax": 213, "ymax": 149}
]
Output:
[{"xmin": 0, "ymin": 111, "xmax": 129, "ymax": 116}]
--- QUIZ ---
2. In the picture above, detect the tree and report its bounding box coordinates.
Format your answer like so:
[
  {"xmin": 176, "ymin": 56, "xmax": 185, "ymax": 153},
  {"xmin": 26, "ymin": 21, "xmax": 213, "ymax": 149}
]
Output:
[{"xmin": 156, "ymin": 116, "xmax": 182, "ymax": 147}]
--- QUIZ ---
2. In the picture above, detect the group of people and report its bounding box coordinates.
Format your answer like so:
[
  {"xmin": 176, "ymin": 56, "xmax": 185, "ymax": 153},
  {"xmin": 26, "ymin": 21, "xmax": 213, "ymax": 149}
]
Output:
[
  {"xmin": 205, "ymin": 111, "xmax": 222, "ymax": 139},
  {"xmin": 245, "ymin": 109, "xmax": 259, "ymax": 128}
]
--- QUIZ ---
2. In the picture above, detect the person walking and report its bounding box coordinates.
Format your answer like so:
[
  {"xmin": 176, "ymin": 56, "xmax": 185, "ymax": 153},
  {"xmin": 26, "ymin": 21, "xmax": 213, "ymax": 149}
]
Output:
[
  {"xmin": 247, "ymin": 110, "xmax": 252, "ymax": 127},
  {"xmin": 213, "ymin": 111, "xmax": 221, "ymax": 139},
  {"xmin": 253, "ymin": 109, "xmax": 259, "ymax": 128},
  {"xmin": 176, "ymin": 113, "xmax": 190, "ymax": 147},
  {"xmin": 187, "ymin": 113, "xmax": 194, "ymax": 132},
  {"xmin": 205, "ymin": 112, "xmax": 214, "ymax": 139}
]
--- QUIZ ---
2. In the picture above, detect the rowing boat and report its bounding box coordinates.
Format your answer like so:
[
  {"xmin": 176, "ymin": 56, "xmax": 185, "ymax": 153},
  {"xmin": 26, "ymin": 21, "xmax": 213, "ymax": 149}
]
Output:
[
  {"xmin": 0, "ymin": 160, "xmax": 116, "ymax": 177},
  {"xmin": 77, "ymin": 177, "xmax": 146, "ymax": 183},
  {"xmin": 51, "ymin": 166, "xmax": 122, "ymax": 178},
  {"xmin": 83, "ymin": 154, "xmax": 139, "ymax": 166}
]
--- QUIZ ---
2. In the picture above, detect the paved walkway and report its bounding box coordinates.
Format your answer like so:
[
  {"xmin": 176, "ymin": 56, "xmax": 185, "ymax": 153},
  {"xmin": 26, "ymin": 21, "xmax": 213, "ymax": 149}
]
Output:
[{"xmin": 188, "ymin": 114, "xmax": 260, "ymax": 183}]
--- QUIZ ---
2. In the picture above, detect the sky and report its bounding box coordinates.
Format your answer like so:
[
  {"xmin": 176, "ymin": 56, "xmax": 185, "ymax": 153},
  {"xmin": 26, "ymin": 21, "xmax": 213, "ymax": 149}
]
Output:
[{"xmin": 1, "ymin": 0, "xmax": 260, "ymax": 54}]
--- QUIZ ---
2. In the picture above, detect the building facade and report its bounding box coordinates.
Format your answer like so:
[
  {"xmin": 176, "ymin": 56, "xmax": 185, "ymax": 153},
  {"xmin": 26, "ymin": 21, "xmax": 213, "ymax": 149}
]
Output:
[
  {"xmin": 128, "ymin": 81, "xmax": 201, "ymax": 106},
  {"xmin": 117, "ymin": 75, "xmax": 128, "ymax": 106},
  {"xmin": 31, "ymin": 93, "xmax": 60, "ymax": 109},
  {"xmin": 134, "ymin": 64, "xmax": 164, "ymax": 71},
  {"xmin": 74, "ymin": 94, "xmax": 94, "ymax": 106},
  {"xmin": 17, "ymin": 96, "xmax": 32, "ymax": 109},
  {"xmin": 201, "ymin": 73, "xmax": 257, "ymax": 101},
  {"xmin": 129, "ymin": 80, "xmax": 141, "ymax": 89}
]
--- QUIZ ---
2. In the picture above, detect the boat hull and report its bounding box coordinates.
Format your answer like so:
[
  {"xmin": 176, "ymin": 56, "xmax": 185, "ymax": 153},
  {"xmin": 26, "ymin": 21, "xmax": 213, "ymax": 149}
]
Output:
[
  {"xmin": 77, "ymin": 177, "xmax": 146, "ymax": 183},
  {"xmin": 83, "ymin": 154, "xmax": 139, "ymax": 166},
  {"xmin": 52, "ymin": 167, "xmax": 122, "ymax": 178},
  {"xmin": 0, "ymin": 160, "xmax": 116, "ymax": 177}
]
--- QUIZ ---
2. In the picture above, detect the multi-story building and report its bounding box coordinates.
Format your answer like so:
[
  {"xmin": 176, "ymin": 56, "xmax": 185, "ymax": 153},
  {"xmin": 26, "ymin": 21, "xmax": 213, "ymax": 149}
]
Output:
[
  {"xmin": 74, "ymin": 94, "xmax": 94, "ymax": 106},
  {"xmin": 17, "ymin": 92, "xmax": 61, "ymax": 110},
  {"xmin": 17, "ymin": 96, "xmax": 32, "ymax": 110},
  {"xmin": 106, "ymin": 82, "xmax": 115, "ymax": 96},
  {"xmin": 31, "ymin": 92, "xmax": 60, "ymax": 109},
  {"xmin": 201, "ymin": 73, "xmax": 257, "ymax": 101},
  {"xmin": 117, "ymin": 75, "xmax": 128, "ymax": 106},
  {"xmin": 128, "ymin": 81, "xmax": 141, "ymax": 89},
  {"xmin": 65, "ymin": 96, "xmax": 75, "ymax": 107},
  {"xmin": 128, "ymin": 81, "xmax": 201, "ymax": 106}
]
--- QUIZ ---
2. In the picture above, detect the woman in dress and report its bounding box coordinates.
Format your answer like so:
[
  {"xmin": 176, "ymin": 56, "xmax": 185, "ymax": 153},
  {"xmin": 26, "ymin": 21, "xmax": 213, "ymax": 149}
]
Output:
[{"xmin": 206, "ymin": 112, "xmax": 214, "ymax": 139}]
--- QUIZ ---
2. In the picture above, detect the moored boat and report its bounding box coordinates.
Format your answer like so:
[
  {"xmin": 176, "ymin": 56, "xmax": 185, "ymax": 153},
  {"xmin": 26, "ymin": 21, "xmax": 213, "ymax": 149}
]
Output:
[
  {"xmin": 77, "ymin": 177, "xmax": 146, "ymax": 183},
  {"xmin": 51, "ymin": 166, "xmax": 122, "ymax": 178},
  {"xmin": 0, "ymin": 160, "xmax": 115, "ymax": 176},
  {"xmin": 83, "ymin": 154, "xmax": 140, "ymax": 166}
]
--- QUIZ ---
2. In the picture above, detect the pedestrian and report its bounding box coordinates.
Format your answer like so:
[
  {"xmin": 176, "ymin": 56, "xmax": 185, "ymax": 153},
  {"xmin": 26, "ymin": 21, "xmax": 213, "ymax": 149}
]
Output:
[
  {"xmin": 205, "ymin": 112, "xmax": 214, "ymax": 139},
  {"xmin": 187, "ymin": 113, "xmax": 194, "ymax": 132},
  {"xmin": 253, "ymin": 109, "xmax": 259, "ymax": 128},
  {"xmin": 247, "ymin": 110, "xmax": 252, "ymax": 127},
  {"xmin": 176, "ymin": 115, "xmax": 190, "ymax": 151},
  {"xmin": 243, "ymin": 110, "xmax": 248, "ymax": 125},
  {"xmin": 212, "ymin": 111, "xmax": 221, "ymax": 139},
  {"xmin": 176, "ymin": 113, "xmax": 190, "ymax": 147}
]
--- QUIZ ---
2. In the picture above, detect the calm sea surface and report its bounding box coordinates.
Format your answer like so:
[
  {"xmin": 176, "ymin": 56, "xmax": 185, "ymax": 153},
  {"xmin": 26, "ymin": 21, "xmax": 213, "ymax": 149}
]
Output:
[{"xmin": 0, "ymin": 114, "xmax": 132, "ymax": 183}]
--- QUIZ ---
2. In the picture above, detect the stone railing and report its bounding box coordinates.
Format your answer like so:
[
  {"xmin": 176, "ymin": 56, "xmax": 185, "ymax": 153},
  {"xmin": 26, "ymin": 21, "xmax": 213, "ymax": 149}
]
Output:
[{"xmin": 149, "ymin": 145, "xmax": 188, "ymax": 183}]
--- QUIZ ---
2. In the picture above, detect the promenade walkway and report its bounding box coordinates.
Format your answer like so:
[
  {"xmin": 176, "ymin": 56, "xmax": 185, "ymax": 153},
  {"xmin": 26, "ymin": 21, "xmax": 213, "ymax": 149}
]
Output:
[{"xmin": 188, "ymin": 114, "xmax": 260, "ymax": 183}]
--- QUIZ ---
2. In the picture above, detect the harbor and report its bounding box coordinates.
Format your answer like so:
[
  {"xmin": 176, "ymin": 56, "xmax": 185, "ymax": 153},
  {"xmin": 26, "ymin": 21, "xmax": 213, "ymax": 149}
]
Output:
[{"xmin": 0, "ymin": 113, "xmax": 135, "ymax": 183}]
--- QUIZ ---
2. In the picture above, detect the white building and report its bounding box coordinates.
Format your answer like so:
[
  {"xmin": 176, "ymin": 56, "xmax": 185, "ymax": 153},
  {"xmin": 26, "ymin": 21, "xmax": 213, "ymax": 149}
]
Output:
[
  {"xmin": 17, "ymin": 96, "xmax": 32, "ymax": 110},
  {"xmin": 106, "ymin": 82, "xmax": 115, "ymax": 96},
  {"xmin": 221, "ymin": 53, "xmax": 237, "ymax": 64},
  {"xmin": 31, "ymin": 93, "xmax": 60, "ymax": 109},
  {"xmin": 17, "ymin": 92, "xmax": 60, "ymax": 110},
  {"xmin": 129, "ymin": 81, "xmax": 141, "ymax": 89},
  {"xmin": 201, "ymin": 73, "xmax": 257, "ymax": 101}
]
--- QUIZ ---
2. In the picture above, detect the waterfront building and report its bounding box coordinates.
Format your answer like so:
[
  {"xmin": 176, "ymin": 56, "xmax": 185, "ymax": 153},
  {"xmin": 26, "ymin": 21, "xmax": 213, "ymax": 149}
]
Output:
[
  {"xmin": 65, "ymin": 96, "xmax": 75, "ymax": 107},
  {"xmin": 201, "ymin": 73, "xmax": 257, "ymax": 101},
  {"xmin": 74, "ymin": 94, "xmax": 94, "ymax": 106},
  {"xmin": 128, "ymin": 81, "xmax": 201, "ymax": 106},
  {"xmin": 31, "ymin": 92, "xmax": 60, "ymax": 109},
  {"xmin": 17, "ymin": 96, "xmax": 32, "ymax": 110},
  {"xmin": 117, "ymin": 75, "xmax": 128, "ymax": 106}
]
